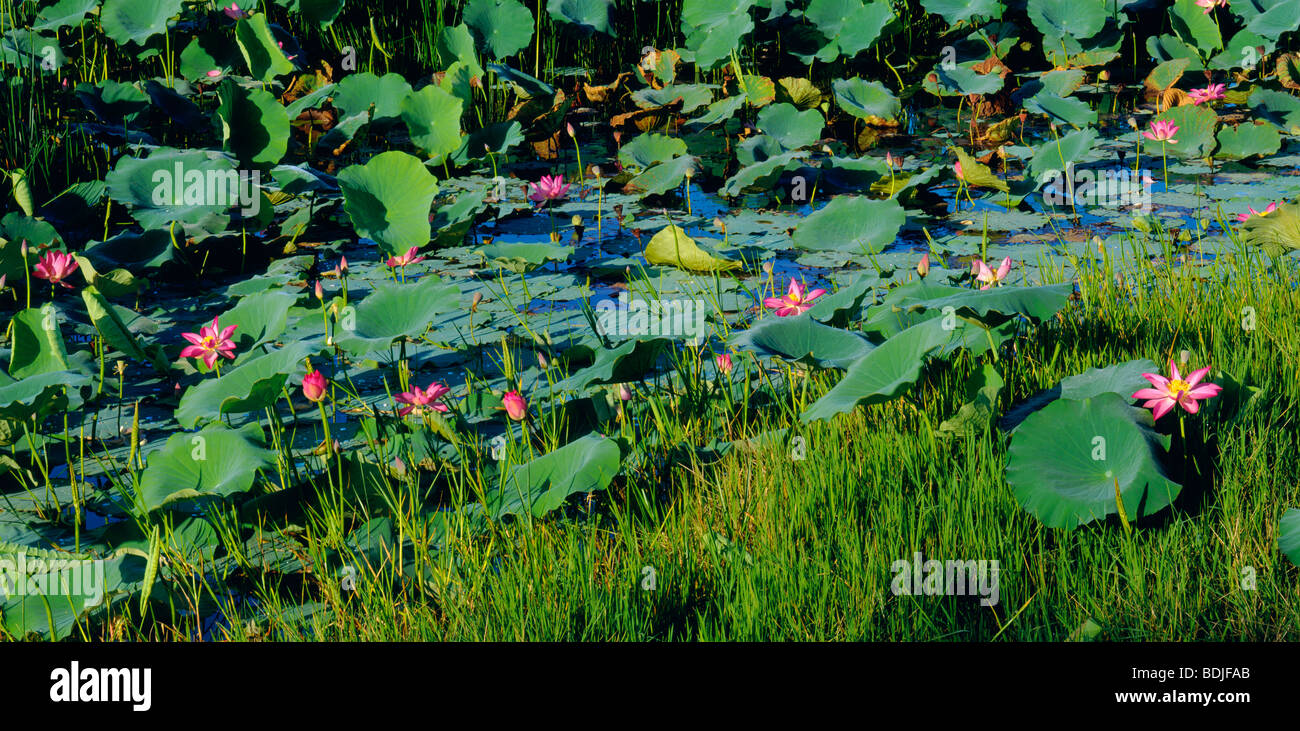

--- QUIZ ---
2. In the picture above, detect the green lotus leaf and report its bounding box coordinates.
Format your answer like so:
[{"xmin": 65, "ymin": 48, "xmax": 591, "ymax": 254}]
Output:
[
  {"xmin": 1149, "ymin": 104, "xmax": 1217, "ymax": 159},
  {"xmin": 618, "ymin": 133, "xmax": 687, "ymax": 171},
  {"xmin": 332, "ymin": 72, "xmax": 414, "ymax": 121},
  {"xmin": 953, "ymin": 147, "xmax": 1009, "ymax": 192},
  {"xmin": 731, "ymin": 316, "xmax": 875, "ymax": 370},
  {"xmin": 100, "ymin": 0, "xmax": 184, "ymax": 46},
  {"xmin": 8, "ymin": 305, "xmax": 72, "ymax": 378},
  {"xmin": 437, "ymin": 24, "xmax": 485, "ymax": 81},
  {"xmin": 631, "ymin": 84, "xmax": 716, "ymax": 114},
  {"xmin": 1028, "ymin": 127, "xmax": 1098, "ymax": 184},
  {"xmin": 217, "ymin": 78, "xmax": 290, "ymax": 168},
  {"xmin": 938, "ymin": 363, "xmax": 1004, "ymax": 437},
  {"xmin": 547, "ymin": 0, "xmax": 614, "ymax": 36},
  {"xmin": 756, "ymin": 102, "xmax": 824, "ymax": 149},
  {"xmin": 401, "ymin": 84, "xmax": 464, "ymax": 162},
  {"xmin": 337, "ymin": 151, "xmax": 439, "ymax": 257},
  {"xmin": 1026, "ymin": 0, "xmax": 1105, "ymax": 39},
  {"xmin": 804, "ymin": 0, "xmax": 891, "ymax": 58},
  {"xmin": 301, "ymin": 0, "xmax": 347, "ymax": 26},
  {"xmin": 1281, "ymin": 508, "xmax": 1300, "ymax": 567},
  {"xmin": 833, "ymin": 77, "xmax": 900, "ymax": 120},
  {"xmin": 486, "ymin": 433, "xmax": 622, "ymax": 519},
  {"xmin": 464, "ymin": 0, "xmax": 534, "ymax": 59},
  {"xmin": 335, "ymin": 275, "xmax": 462, "ymax": 355},
  {"xmin": 33, "ymin": 0, "xmax": 101, "ymax": 32},
  {"xmin": 179, "ymin": 31, "xmax": 242, "ymax": 81},
  {"xmin": 139, "ymin": 422, "xmax": 274, "ymax": 511},
  {"xmin": 1214, "ymin": 122, "xmax": 1282, "ymax": 160},
  {"xmin": 219, "ymin": 290, "xmax": 302, "ymax": 354},
  {"xmin": 1006, "ymin": 392, "xmax": 1181, "ymax": 529},
  {"xmin": 234, "ymin": 14, "xmax": 295, "ymax": 82},
  {"xmin": 83, "ymin": 286, "xmax": 169, "ymax": 374},
  {"xmin": 175, "ymin": 342, "xmax": 320, "ymax": 428},
  {"xmin": 919, "ymin": 0, "xmax": 1003, "ymax": 24},
  {"xmin": 105, "ymin": 148, "xmax": 235, "ymax": 233},
  {"xmin": 475, "ymin": 241, "xmax": 573, "ymax": 273},
  {"xmin": 792, "ymin": 197, "xmax": 905, "ymax": 253},
  {"xmin": 1169, "ymin": 0, "xmax": 1221, "ymax": 54}
]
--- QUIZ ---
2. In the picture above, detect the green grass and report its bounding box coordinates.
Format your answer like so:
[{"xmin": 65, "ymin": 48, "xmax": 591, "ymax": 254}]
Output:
[{"xmin": 105, "ymin": 237, "xmax": 1297, "ymax": 643}]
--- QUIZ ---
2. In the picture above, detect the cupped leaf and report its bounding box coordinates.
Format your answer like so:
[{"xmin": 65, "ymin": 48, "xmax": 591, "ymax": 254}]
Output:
[
  {"xmin": 337, "ymin": 151, "xmax": 439, "ymax": 257},
  {"xmin": 139, "ymin": 422, "xmax": 274, "ymax": 511},
  {"xmin": 731, "ymin": 316, "xmax": 875, "ymax": 370},
  {"xmin": 335, "ymin": 276, "xmax": 462, "ymax": 354},
  {"xmin": 643, "ymin": 225, "xmax": 741, "ymax": 273},
  {"xmin": 175, "ymin": 342, "xmax": 320, "ymax": 428},
  {"xmin": 833, "ymin": 77, "xmax": 900, "ymax": 121},
  {"xmin": 464, "ymin": 0, "xmax": 534, "ymax": 59},
  {"xmin": 487, "ymin": 433, "xmax": 622, "ymax": 518},
  {"xmin": 756, "ymin": 102, "xmax": 824, "ymax": 149},
  {"xmin": 1006, "ymin": 392, "xmax": 1181, "ymax": 530}
]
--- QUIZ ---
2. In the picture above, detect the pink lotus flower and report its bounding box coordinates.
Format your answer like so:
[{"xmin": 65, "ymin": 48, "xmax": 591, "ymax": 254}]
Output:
[
  {"xmin": 1194, "ymin": 0, "xmax": 1228, "ymax": 12},
  {"xmin": 618, "ymin": 384, "xmax": 633, "ymax": 401},
  {"xmin": 954, "ymin": 161, "xmax": 964, "ymax": 179},
  {"xmin": 917, "ymin": 253, "xmax": 930, "ymax": 278},
  {"xmin": 972, "ymin": 256, "xmax": 1012, "ymax": 289},
  {"xmin": 1188, "ymin": 83, "xmax": 1226, "ymax": 105},
  {"xmin": 302, "ymin": 370, "xmax": 328, "ymax": 402},
  {"xmin": 1142, "ymin": 120, "xmax": 1179, "ymax": 144},
  {"xmin": 502, "ymin": 390, "xmax": 527, "ymax": 421},
  {"xmin": 180, "ymin": 317, "xmax": 238, "ymax": 370},
  {"xmin": 528, "ymin": 175, "xmax": 571, "ymax": 203},
  {"xmin": 394, "ymin": 381, "xmax": 450, "ymax": 416},
  {"xmin": 715, "ymin": 353, "xmax": 733, "ymax": 374},
  {"xmin": 32, "ymin": 251, "xmax": 79, "ymax": 289},
  {"xmin": 206, "ymin": 69, "xmax": 224, "ymax": 79},
  {"xmin": 386, "ymin": 246, "xmax": 425, "ymax": 268},
  {"xmin": 1133, "ymin": 360, "xmax": 1221, "ymax": 420},
  {"xmin": 763, "ymin": 279, "xmax": 827, "ymax": 317},
  {"xmin": 1235, "ymin": 202, "xmax": 1277, "ymax": 223},
  {"xmin": 222, "ymin": 3, "xmax": 249, "ymax": 20}
]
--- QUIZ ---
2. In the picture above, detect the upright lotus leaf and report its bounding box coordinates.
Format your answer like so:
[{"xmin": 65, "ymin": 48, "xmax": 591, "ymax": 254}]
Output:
[
  {"xmin": 105, "ymin": 148, "xmax": 235, "ymax": 232},
  {"xmin": 938, "ymin": 363, "xmax": 1004, "ymax": 437},
  {"xmin": 1026, "ymin": 0, "xmax": 1105, "ymax": 39},
  {"xmin": 139, "ymin": 422, "xmax": 274, "ymax": 511},
  {"xmin": 1, "ymin": 554, "xmax": 137, "ymax": 641},
  {"xmin": 301, "ymin": 0, "xmax": 347, "ymax": 26},
  {"xmin": 337, "ymin": 151, "xmax": 439, "ymax": 257},
  {"xmin": 333, "ymin": 72, "xmax": 414, "ymax": 121},
  {"xmin": 1148, "ymin": 105, "xmax": 1217, "ymax": 159},
  {"xmin": 84, "ymin": 229, "xmax": 176, "ymax": 273},
  {"xmin": 175, "ymin": 342, "xmax": 319, "ymax": 428},
  {"xmin": 335, "ymin": 275, "xmax": 462, "ymax": 355},
  {"xmin": 100, "ymin": 0, "xmax": 184, "ymax": 45},
  {"xmin": 450, "ymin": 121, "xmax": 525, "ymax": 166},
  {"xmin": 628, "ymin": 156, "xmax": 697, "ymax": 195},
  {"xmin": 689, "ymin": 95, "xmax": 747, "ymax": 128},
  {"xmin": 75, "ymin": 80, "xmax": 150, "ymax": 125},
  {"xmin": 219, "ymin": 290, "xmax": 301, "ymax": 353},
  {"xmin": 919, "ymin": 0, "xmax": 1003, "ymax": 23},
  {"xmin": 464, "ymin": 0, "xmax": 534, "ymax": 59},
  {"xmin": 82, "ymin": 286, "xmax": 169, "ymax": 374},
  {"xmin": 217, "ymin": 78, "xmax": 291, "ymax": 168},
  {"xmin": 1281, "ymin": 509, "xmax": 1300, "ymax": 567},
  {"xmin": 793, "ymin": 197, "xmax": 904, "ymax": 253},
  {"xmin": 1147, "ymin": 34, "xmax": 1200, "ymax": 64},
  {"xmin": 1028, "ymin": 127, "xmax": 1098, "ymax": 185},
  {"xmin": 1210, "ymin": 30, "xmax": 1273, "ymax": 70},
  {"xmin": 1243, "ymin": 0, "xmax": 1300, "ymax": 40},
  {"xmin": 644, "ymin": 225, "xmax": 741, "ymax": 273},
  {"xmin": 803, "ymin": 0, "xmax": 891, "ymax": 58},
  {"xmin": 1214, "ymin": 122, "xmax": 1281, "ymax": 160},
  {"xmin": 437, "ymin": 24, "xmax": 485, "ymax": 80},
  {"xmin": 1023, "ymin": 92, "xmax": 1097, "ymax": 128},
  {"xmin": 776, "ymin": 77, "xmax": 823, "ymax": 109},
  {"xmin": 731, "ymin": 316, "xmax": 875, "ymax": 370},
  {"xmin": 1241, "ymin": 202, "xmax": 1300, "ymax": 256},
  {"xmin": 33, "ymin": 0, "xmax": 101, "ymax": 32},
  {"xmin": 180, "ymin": 31, "xmax": 242, "ymax": 81},
  {"xmin": 800, "ymin": 317, "xmax": 960, "ymax": 423},
  {"xmin": 401, "ymin": 85, "xmax": 464, "ymax": 162},
  {"xmin": 807, "ymin": 272, "xmax": 877, "ymax": 325},
  {"xmin": 486, "ymin": 433, "xmax": 622, "ymax": 519},
  {"xmin": 9, "ymin": 305, "xmax": 72, "ymax": 378},
  {"xmin": 681, "ymin": 0, "xmax": 756, "ymax": 68},
  {"xmin": 833, "ymin": 77, "xmax": 900, "ymax": 121},
  {"xmin": 1001, "ymin": 358, "xmax": 1161, "ymax": 431},
  {"xmin": 1143, "ymin": 58, "xmax": 1189, "ymax": 95},
  {"xmin": 547, "ymin": 0, "xmax": 614, "ymax": 35},
  {"xmin": 73, "ymin": 254, "xmax": 141, "ymax": 298},
  {"xmin": 1169, "ymin": 0, "xmax": 1221, "ymax": 54},
  {"xmin": 235, "ymin": 14, "xmax": 296, "ymax": 82},
  {"xmin": 953, "ymin": 147, "xmax": 1009, "ymax": 192},
  {"xmin": 1248, "ymin": 88, "xmax": 1300, "ymax": 133},
  {"xmin": 618, "ymin": 133, "xmax": 687, "ymax": 171},
  {"xmin": 488, "ymin": 63, "xmax": 554, "ymax": 99},
  {"xmin": 1006, "ymin": 393, "xmax": 1181, "ymax": 530},
  {"xmin": 756, "ymin": 103, "xmax": 824, "ymax": 149}
]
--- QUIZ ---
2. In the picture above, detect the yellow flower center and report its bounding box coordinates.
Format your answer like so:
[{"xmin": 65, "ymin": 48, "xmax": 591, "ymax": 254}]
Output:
[{"xmin": 1167, "ymin": 379, "xmax": 1190, "ymax": 398}]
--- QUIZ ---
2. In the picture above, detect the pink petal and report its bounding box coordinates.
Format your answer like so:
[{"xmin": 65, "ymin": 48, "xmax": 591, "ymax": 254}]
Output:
[
  {"xmin": 1150, "ymin": 399, "xmax": 1175, "ymax": 420},
  {"xmin": 1184, "ymin": 365, "xmax": 1211, "ymax": 388},
  {"xmin": 1180, "ymin": 396, "xmax": 1200, "ymax": 414},
  {"xmin": 1187, "ymin": 384, "xmax": 1221, "ymax": 399},
  {"xmin": 1133, "ymin": 388, "xmax": 1168, "ymax": 401},
  {"xmin": 1142, "ymin": 372, "xmax": 1170, "ymax": 389}
]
